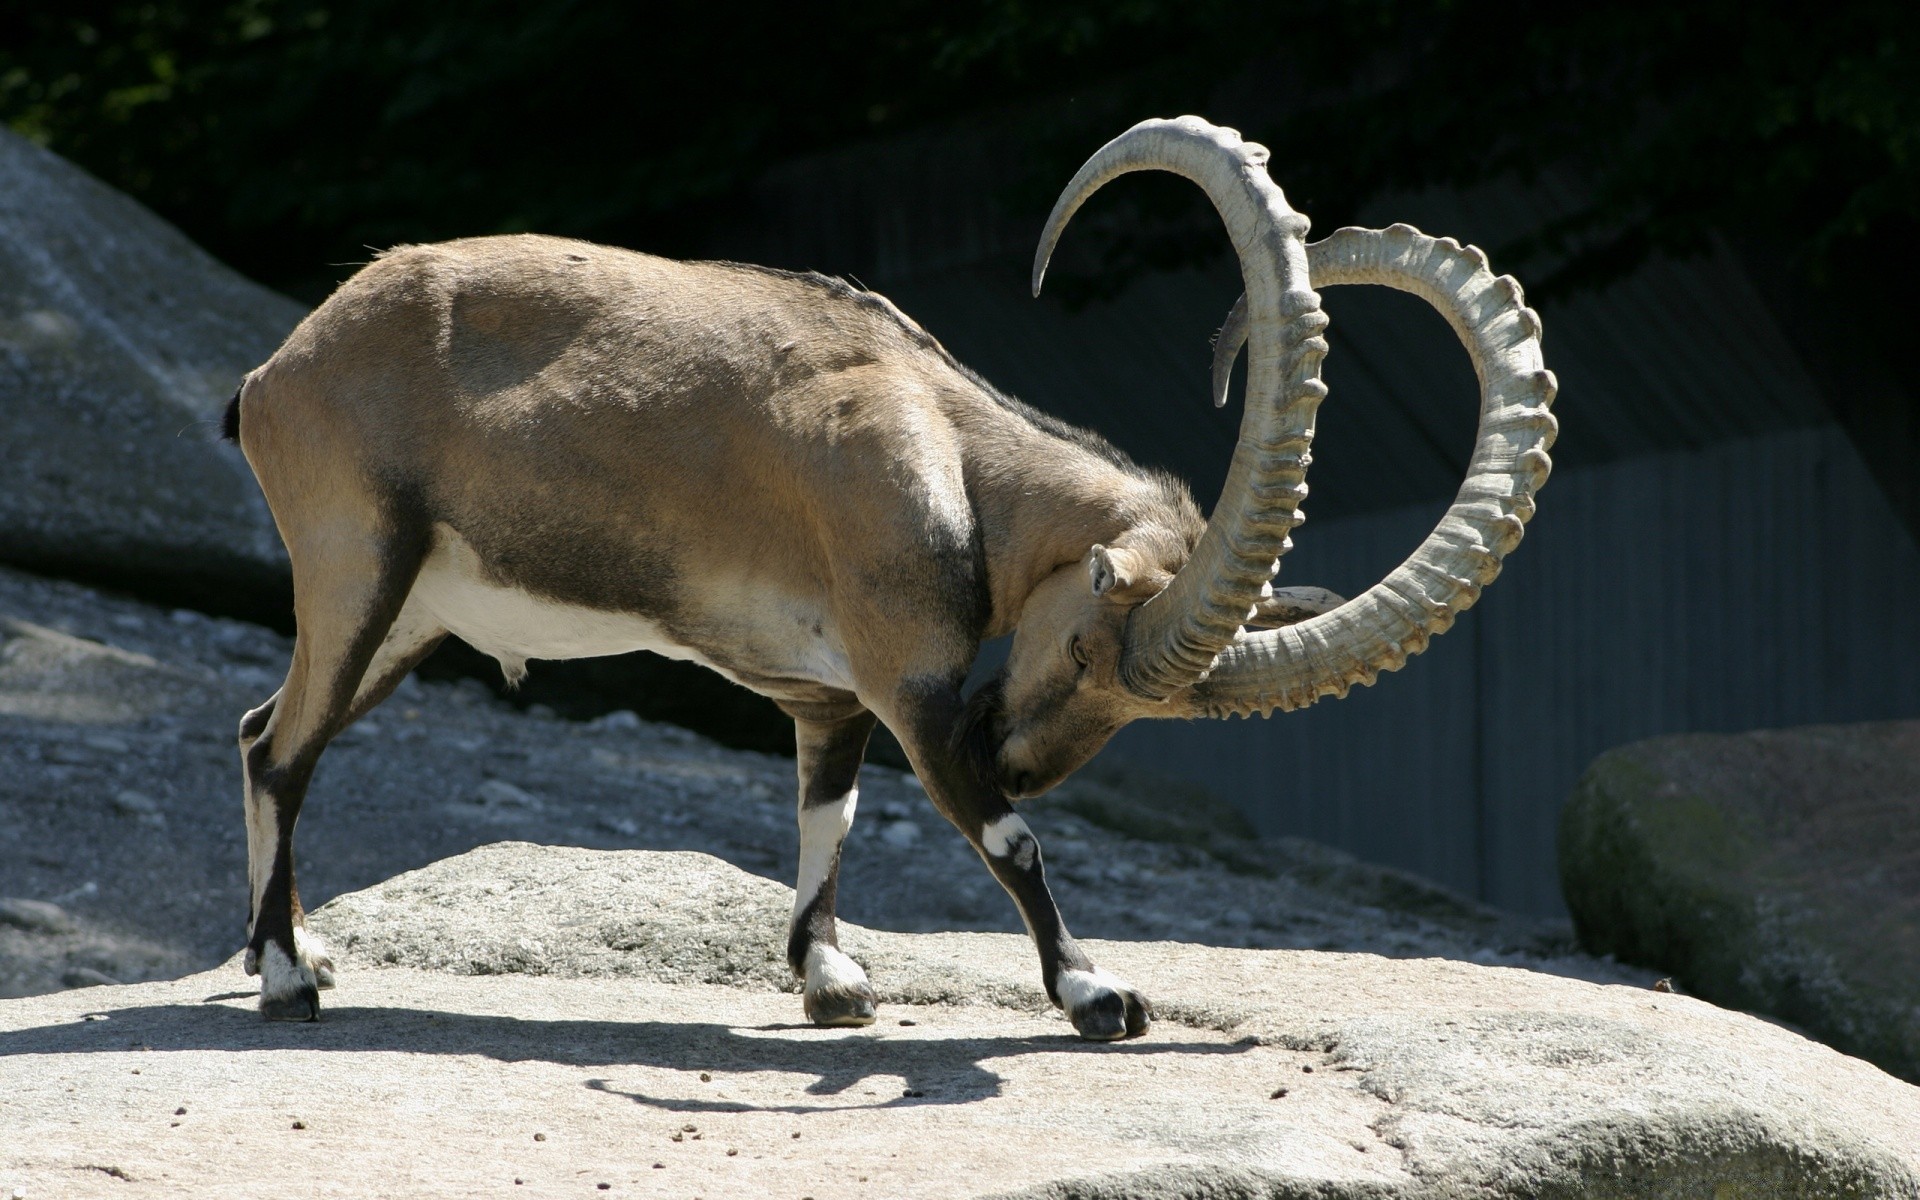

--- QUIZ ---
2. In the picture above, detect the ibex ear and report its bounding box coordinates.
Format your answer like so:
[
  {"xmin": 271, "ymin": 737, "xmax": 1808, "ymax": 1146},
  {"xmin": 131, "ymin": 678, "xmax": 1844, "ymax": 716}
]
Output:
[{"xmin": 1088, "ymin": 544, "xmax": 1153, "ymax": 597}]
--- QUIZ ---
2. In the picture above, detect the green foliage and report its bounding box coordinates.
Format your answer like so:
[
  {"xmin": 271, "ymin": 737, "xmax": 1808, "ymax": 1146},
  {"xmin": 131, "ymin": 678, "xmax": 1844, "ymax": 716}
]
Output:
[{"xmin": 0, "ymin": 0, "xmax": 1912, "ymax": 301}]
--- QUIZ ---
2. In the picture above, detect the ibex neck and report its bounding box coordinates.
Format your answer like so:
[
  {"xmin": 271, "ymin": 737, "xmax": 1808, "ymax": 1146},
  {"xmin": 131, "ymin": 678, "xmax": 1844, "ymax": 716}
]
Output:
[{"xmin": 959, "ymin": 415, "xmax": 1178, "ymax": 638}]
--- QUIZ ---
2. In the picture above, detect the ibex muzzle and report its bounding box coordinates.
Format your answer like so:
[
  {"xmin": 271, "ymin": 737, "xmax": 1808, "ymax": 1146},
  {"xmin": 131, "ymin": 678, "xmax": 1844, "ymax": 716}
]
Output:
[{"xmin": 226, "ymin": 116, "xmax": 1555, "ymax": 1040}]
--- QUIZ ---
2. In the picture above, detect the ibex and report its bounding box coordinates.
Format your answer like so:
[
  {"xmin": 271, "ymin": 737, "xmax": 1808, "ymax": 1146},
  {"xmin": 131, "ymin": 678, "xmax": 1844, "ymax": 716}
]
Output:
[{"xmin": 225, "ymin": 117, "xmax": 1555, "ymax": 1039}]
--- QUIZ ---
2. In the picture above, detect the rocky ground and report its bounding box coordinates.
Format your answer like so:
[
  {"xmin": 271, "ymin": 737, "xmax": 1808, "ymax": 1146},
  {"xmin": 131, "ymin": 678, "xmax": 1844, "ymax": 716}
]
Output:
[
  {"xmin": 0, "ymin": 561, "xmax": 1644, "ymax": 1004},
  {"xmin": 2, "ymin": 846, "xmax": 1915, "ymax": 1199}
]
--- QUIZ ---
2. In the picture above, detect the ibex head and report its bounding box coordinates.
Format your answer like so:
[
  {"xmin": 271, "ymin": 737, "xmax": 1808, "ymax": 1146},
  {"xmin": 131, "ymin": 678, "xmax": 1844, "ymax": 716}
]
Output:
[{"xmin": 968, "ymin": 117, "xmax": 1560, "ymax": 799}]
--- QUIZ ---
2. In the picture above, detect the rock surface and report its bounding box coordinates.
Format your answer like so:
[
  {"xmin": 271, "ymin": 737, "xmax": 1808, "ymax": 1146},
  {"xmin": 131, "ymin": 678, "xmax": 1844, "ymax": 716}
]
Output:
[
  {"xmin": 1561, "ymin": 723, "xmax": 1920, "ymax": 1083},
  {"xmin": 0, "ymin": 560, "xmax": 1627, "ymax": 1005},
  {"xmin": 0, "ymin": 128, "xmax": 302, "ymax": 618},
  {"xmin": 2, "ymin": 843, "xmax": 1917, "ymax": 1199}
]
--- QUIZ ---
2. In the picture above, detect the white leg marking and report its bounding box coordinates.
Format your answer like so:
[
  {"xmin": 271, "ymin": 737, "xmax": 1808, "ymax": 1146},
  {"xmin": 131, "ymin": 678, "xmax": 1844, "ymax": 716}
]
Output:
[
  {"xmin": 258, "ymin": 941, "xmax": 318, "ymax": 1005},
  {"xmin": 1054, "ymin": 964, "xmax": 1136, "ymax": 1014},
  {"xmin": 804, "ymin": 942, "xmax": 871, "ymax": 997},
  {"xmin": 295, "ymin": 927, "xmax": 335, "ymax": 988},
  {"xmin": 345, "ymin": 593, "xmax": 444, "ymax": 715},
  {"xmin": 242, "ymin": 785, "xmax": 279, "ymax": 943},
  {"xmin": 981, "ymin": 813, "xmax": 1038, "ymax": 869},
  {"xmin": 792, "ymin": 787, "xmax": 857, "ymax": 919},
  {"xmin": 294, "ymin": 926, "xmax": 330, "ymax": 961}
]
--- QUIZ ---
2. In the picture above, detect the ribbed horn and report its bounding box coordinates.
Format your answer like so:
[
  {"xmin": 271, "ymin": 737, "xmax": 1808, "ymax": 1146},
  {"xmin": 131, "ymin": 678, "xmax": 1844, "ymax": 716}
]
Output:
[
  {"xmin": 1184, "ymin": 224, "xmax": 1558, "ymax": 717},
  {"xmin": 1035, "ymin": 116, "xmax": 1330, "ymax": 700}
]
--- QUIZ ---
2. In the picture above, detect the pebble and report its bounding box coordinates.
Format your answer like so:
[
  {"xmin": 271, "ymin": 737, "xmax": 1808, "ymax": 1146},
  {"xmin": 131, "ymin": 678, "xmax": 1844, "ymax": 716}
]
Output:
[
  {"xmin": 880, "ymin": 821, "xmax": 922, "ymax": 849},
  {"xmin": 113, "ymin": 790, "xmax": 161, "ymax": 815},
  {"xmin": 51, "ymin": 881, "xmax": 98, "ymax": 905},
  {"xmin": 0, "ymin": 897, "xmax": 76, "ymax": 934},
  {"xmin": 475, "ymin": 780, "xmax": 542, "ymax": 811}
]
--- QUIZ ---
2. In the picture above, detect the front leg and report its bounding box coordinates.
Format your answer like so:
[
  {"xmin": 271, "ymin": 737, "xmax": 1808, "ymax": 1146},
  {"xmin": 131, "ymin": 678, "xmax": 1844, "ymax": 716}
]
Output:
[
  {"xmin": 887, "ymin": 680, "xmax": 1151, "ymax": 1041},
  {"xmin": 785, "ymin": 705, "xmax": 880, "ymax": 1027}
]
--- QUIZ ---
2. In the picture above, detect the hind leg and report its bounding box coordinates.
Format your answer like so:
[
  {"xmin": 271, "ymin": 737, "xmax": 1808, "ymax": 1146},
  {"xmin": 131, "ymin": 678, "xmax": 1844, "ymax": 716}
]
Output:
[
  {"xmin": 240, "ymin": 594, "xmax": 446, "ymax": 995},
  {"xmin": 239, "ymin": 536, "xmax": 433, "ymax": 1020}
]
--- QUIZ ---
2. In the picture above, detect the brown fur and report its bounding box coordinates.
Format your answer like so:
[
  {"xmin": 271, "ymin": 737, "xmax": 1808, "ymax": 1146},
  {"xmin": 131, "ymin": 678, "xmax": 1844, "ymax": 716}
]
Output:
[{"xmin": 229, "ymin": 234, "xmax": 1208, "ymax": 1030}]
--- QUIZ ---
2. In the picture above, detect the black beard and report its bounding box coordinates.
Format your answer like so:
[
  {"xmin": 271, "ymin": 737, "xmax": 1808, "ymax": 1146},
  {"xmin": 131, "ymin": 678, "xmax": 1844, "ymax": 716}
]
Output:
[{"xmin": 950, "ymin": 674, "xmax": 1008, "ymax": 797}]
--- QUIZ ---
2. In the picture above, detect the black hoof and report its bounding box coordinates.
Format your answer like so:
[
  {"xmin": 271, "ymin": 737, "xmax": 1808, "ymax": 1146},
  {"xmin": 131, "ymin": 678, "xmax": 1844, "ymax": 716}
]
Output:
[
  {"xmin": 261, "ymin": 985, "xmax": 320, "ymax": 1022},
  {"xmin": 805, "ymin": 984, "xmax": 878, "ymax": 1028},
  {"xmin": 1069, "ymin": 988, "xmax": 1153, "ymax": 1042}
]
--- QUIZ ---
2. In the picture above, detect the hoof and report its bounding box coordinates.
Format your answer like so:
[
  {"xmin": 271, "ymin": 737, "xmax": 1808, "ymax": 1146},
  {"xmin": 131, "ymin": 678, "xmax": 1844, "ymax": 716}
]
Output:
[
  {"xmin": 801, "ymin": 943, "xmax": 876, "ymax": 1027},
  {"xmin": 260, "ymin": 984, "xmax": 320, "ymax": 1022},
  {"xmin": 1057, "ymin": 967, "xmax": 1153, "ymax": 1041},
  {"xmin": 242, "ymin": 946, "xmax": 260, "ymax": 977},
  {"xmin": 256, "ymin": 941, "xmax": 323, "ymax": 1021},
  {"xmin": 805, "ymin": 983, "xmax": 878, "ymax": 1027}
]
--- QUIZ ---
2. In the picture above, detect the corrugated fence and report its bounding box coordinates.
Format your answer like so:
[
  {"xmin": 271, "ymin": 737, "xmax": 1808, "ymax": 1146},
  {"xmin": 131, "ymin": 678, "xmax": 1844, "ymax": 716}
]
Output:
[{"xmin": 1109, "ymin": 425, "xmax": 1920, "ymax": 914}]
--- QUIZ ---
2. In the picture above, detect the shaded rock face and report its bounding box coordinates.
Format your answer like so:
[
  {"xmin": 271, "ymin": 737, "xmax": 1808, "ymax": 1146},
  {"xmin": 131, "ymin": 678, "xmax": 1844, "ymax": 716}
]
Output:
[
  {"xmin": 1561, "ymin": 722, "xmax": 1920, "ymax": 1083},
  {"xmin": 0, "ymin": 127, "xmax": 302, "ymax": 619},
  {"xmin": 2, "ymin": 844, "xmax": 1916, "ymax": 1199}
]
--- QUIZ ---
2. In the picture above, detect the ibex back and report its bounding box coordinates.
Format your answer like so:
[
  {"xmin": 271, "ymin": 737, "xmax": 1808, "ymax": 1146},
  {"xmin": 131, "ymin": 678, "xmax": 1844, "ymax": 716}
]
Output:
[{"xmin": 227, "ymin": 117, "xmax": 1556, "ymax": 1039}]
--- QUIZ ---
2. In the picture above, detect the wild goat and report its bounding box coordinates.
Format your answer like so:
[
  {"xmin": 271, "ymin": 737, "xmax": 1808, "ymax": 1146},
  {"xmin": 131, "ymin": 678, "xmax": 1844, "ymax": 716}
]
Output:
[{"xmin": 224, "ymin": 117, "xmax": 1555, "ymax": 1039}]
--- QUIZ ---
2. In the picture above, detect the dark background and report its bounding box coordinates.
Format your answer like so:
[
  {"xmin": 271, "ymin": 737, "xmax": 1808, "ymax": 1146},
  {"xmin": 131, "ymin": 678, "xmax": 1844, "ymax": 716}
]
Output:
[
  {"xmin": 5, "ymin": 1, "xmax": 1912, "ymax": 320},
  {"xmin": 4, "ymin": 0, "xmax": 1916, "ymax": 770}
]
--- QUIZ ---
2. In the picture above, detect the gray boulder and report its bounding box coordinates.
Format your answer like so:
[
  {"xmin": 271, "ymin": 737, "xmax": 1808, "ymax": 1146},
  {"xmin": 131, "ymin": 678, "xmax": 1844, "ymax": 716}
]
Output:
[
  {"xmin": 1561, "ymin": 721, "xmax": 1920, "ymax": 1083},
  {"xmin": 0, "ymin": 127, "xmax": 301, "ymax": 617},
  {"xmin": 1, "ymin": 842, "xmax": 1915, "ymax": 1198}
]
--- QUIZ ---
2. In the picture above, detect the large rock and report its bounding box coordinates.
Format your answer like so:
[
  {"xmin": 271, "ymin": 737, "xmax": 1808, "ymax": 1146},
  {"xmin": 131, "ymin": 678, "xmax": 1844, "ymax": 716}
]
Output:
[
  {"xmin": 0, "ymin": 843, "xmax": 1915, "ymax": 1198},
  {"xmin": 0, "ymin": 128, "xmax": 301, "ymax": 617},
  {"xmin": 1561, "ymin": 721, "xmax": 1920, "ymax": 1084}
]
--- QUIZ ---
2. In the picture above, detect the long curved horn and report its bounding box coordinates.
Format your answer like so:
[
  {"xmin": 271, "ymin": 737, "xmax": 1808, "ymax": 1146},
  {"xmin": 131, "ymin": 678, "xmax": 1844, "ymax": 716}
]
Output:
[
  {"xmin": 1185, "ymin": 224, "xmax": 1558, "ymax": 717},
  {"xmin": 1035, "ymin": 116, "xmax": 1330, "ymax": 700}
]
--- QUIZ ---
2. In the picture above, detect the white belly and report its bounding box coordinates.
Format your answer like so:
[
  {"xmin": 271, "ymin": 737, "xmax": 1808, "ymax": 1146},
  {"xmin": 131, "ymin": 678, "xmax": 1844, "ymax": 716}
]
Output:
[{"xmin": 409, "ymin": 526, "xmax": 853, "ymax": 691}]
